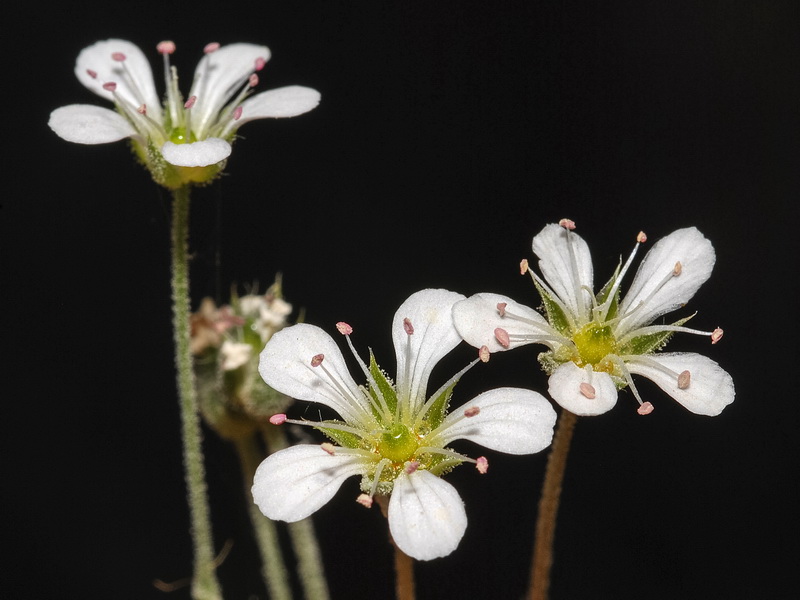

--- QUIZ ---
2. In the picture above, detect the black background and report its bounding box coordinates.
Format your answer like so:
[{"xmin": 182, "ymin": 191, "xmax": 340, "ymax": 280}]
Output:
[{"xmin": 4, "ymin": 1, "xmax": 798, "ymax": 599}]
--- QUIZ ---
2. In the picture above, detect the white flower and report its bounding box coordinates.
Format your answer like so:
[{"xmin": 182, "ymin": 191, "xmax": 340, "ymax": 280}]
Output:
[
  {"xmin": 48, "ymin": 39, "xmax": 320, "ymax": 188},
  {"xmin": 453, "ymin": 221, "xmax": 734, "ymax": 417},
  {"xmin": 251, "ymin": 289, "xmax": 557, "ymax": 560}
]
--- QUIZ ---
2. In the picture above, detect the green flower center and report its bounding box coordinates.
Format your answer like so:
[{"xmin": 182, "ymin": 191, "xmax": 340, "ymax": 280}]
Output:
[
  {"xmin": 377, "ymin": 423, "xmax": 418, "ymax": 464},
  {"xmin": 572, "ymin": 322, "xmax": 616, "ymax": 366},
  {"xmin": 169, "ymin": 126, "xmax": 196, "ymax": 144}
]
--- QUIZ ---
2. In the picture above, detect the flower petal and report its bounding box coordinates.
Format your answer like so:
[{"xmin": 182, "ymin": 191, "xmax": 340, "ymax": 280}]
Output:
[
  {"xmin": 48, "ymin": 104, "xmax": 137, "ymax": 144},
  {"xmin": 75, "ymin": 39, "xmax": 162, "ymax": 123},
  {"xmin": 160, "ymin": 138, "xmax": 231, "ymax": 167},
  {"xmin": 259, "ymin": 323, "xmax": 370, "ymax": 426},
  {"xmin": 252, "ymin": 445, "xmax": 365, "ymax": 522},
  {"xmin": 393, "ymin": 289, "xmax": 466, "ymax": 410},
  {"xmin": 617, "ymin": 227, "xmax": 715, "ymax": 335},
  {"xmin": 237, "ymin": 86, "xmax": 321, "ymax": 125},
  {"xmin": 388, "ymin": 470, "xmax": 467, "ymax": 561},
  {"xmin": 453, "ymin": 293, "xmax": 557, "ymax": 353},
  {"xmin": 531, "ymin": 223, "xmax": 594, "ymax": 323},
  {"xmin": 626, "ymin": 352, "xmax": 734, "ymax": 416},
  {"xmin": 189, "ymin": 43, "xmax": 271, "ymax": 135},
  {"xmin": 430, "ymin": 387, "xmax": 556, "ymax": 454},
  {"xmin": 548, "ymin": 362, "xmax": 618, "ymax": 416}
]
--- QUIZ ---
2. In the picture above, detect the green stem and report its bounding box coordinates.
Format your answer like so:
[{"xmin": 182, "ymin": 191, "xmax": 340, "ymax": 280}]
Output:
[
  {"xmin": 264, "ymin": 426, "xmax": 331, "ymax": 600},
  {"xmin": 234, "ymin": 434, "xmax": 292, "ymax": 600},
  {"xmin": 170, "ymin": 186, "xmax": 223, "ymax": 600},
  {"xmin": 528, "ymin": 409, "xmax": 578, "ymax": 600}
]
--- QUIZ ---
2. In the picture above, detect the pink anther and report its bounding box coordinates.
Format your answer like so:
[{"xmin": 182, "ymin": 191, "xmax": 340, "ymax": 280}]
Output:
[
  {"xmin": 204, "ymin": 42, "xmax": 221, "ymax": 54},
  {"xmin": 497, "ymin": 302, "xmax": 507, "ymax": 317},
  {"xmin": 677, "ymin": 370, "xmax": 691, "ymax": 390},
  {"xmin": 232, "ymin": 106, "xmax": 243, "ymax": 120},
  {"xmin": 335, "ymin": 321, "xmax": 353, "ymax": 335},
  {"xmin": 269, "ymin": 413, "xmax": 287, "ymax": 425},
  {"xmin": 464, "ymin": 406, "xmax": 481, "ymax": 418},
  {"xmin": 157, "ymin": 41, "xmax": 176, "ymax": 55},
  {"xmin": 137, "ymin": 104, "xmax": 147, "ymax": 115},
  {"xmin": 102, "ymin": 82, "xmax": 117, "ymax": 92},
  {"xmin": 711, "ymin": 328, "xmax": 724, "ymax": 344},
  {"xmin": 184, "ymin": 95, "xmax": 197, "ymax": 109},
  {"xmin": 404, "ymin": 461, "xmax": 420, "ymax": 474},
  {"xmin": 356, "ymin": 493, "xmax": 373, "ymax": 508},
  {"xmin": 476, "ymin": 456, "xmax": 489, "ymax": 474},
  {"xmin": 86, "ymin": 69, "xmax": 98, "ymax": 79},
  {"xmin": 579, "ymin": 382, "xmax": 596, "ymax": 399},
  {"xmin": 249, "ymin": 73, "xmax": 259, "ymax": 87},
  {"xmin": 559, "ymin": 218, "xmax": 576, "ymax": 230},
  {"xmin": 320, "ymin": 443, "xmax": 336, "ymax": 455},
  {"xmin": 403, "ymin": 318, "xmax": 414, "ymax": 336},
  {"xmin": 111, "ymin": 52, "xmax": 126, "ymax": 62},
  {"xmin": 637, "ymin": 231, "xmax": 647, "ymax": 243},
  {"xmin": 637, "ymin": 402, "xmax": 655, "ymax": 415},
  {"xmin": 254, "ymin": 57, "xmax": 267, "ymax": 71},
  {"xmin": 673, "ymin": 261, "xmax": 682, "ymax": 276},
  {"xmin": 311, "ymin": 353, "xmax": 324, "ymax": 367},
  {"xmin": 478, "ymin": 345, "xmax": 491, "ymax": 363},
  {"xmin": 494, "ymin": 327, "xmax": 510, "ymax": 349},
  {"xmin": 519, "ymin": 258, "xmax": 529, "ymax": 275}
]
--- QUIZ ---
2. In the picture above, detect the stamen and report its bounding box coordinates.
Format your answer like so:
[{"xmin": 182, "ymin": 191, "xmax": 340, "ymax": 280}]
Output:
[
  {"xmin": 204, "ymin": 42, "xmax": 221, "ymax": 54},
  {"xmin": 464, "ymin": 406, "xmax": 480, "ymax": 418},
  {"xmin": 559, "ymin": 218, "xmax": 576, "ymax": 230},
  {"xmin": 637, "ymin": 401, "xmax": 655, "ymax": 415},
  {"xmin": 494, "ymin": 327, "xmax": 511, "ymax": 348},
  {"xmin": 336, "ymin": 321, "xmax": 353, "ymax": 335},
  {"xmin": 598, "ymin": 230, "xmax": 645, "ymax": 322},
  {"xmin": 476, "ymin": 456, "xmax": 489, "ymax": 474},
  {"xmin": 497, "ymin": 302, "xmax": 507, "ymax": 317},
  {"xmin": 137, "ymin": 104, "xmax": 147, "ymax": 115},
  {"xmin": 269, "ymin": 414, "xmax": 287, "ymax": 425},
  {"xmin": 249, "ymin": 73, "xmax": 259, "ymax": 88},
  {"xmin": 711, "ymin": 328, "xmax": 724, "ymax": 344},
  {"xmin": 637, "ymin": 231, "xmax": 647, "ymax": 243},
  {"xmin": 184, "ymin": 95, "xmax": 197, "ymax": 109},
  {"xmin": 519, "ymin": 258, "xmax": 529, "ymax": 275},
  {"xmin": 677, "ymin": 370, "xmax": 691, "ymax": 390},
  {"xmin": 404, "ymin": 461, "xmax": 420, "ymax": 474},
  {"xmin": 356, "ymin": 493, "xmax": 373, "ymax": 508},
  {"xmin": 232, "ymin": 106, "xmax": 243, "ymax": 120},
  {"xmin": 254, "ymin": 57, "xmax": 267, "ymax": 71},
  {"xmin": 673, "ymin": 261, "xmax": 682, "ymax": 276},
  {"xmin": 311, "ymin": 353, "xmax": 324, "ymax": 367},
  {"xmin": 157, "ymin": 40, "xmax": 176, "ymax": 55},
  {"xmin": 103, "ymin": 82, "xmax": 117, "ymax": 92},
  {"xmin": 478, "ymin": 345, "xmax": 490, "ymax": 363},
  {"xmin": 403, "ymin": 318, "xmax": 414, "ymax": 336},
  {"xmin": 579, "ymin": 382, "xmax": 596, "ymax": 399},
  {"xmin": 111, "ymin": 52, "xmax": 126, "ymax": 62}
]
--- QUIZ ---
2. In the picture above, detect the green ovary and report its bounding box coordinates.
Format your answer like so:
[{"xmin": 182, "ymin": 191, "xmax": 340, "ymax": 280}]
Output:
[
  {"xmin": 378, "ymin": 423, "xmax": 418, "ymax": 464},
  {"xmin": 572, "ymin": 322, "xmax": 616, "ymax": 367},
  {"xmin": 169, "ymin": 127, "xmax": 196, "ymax": 144}
]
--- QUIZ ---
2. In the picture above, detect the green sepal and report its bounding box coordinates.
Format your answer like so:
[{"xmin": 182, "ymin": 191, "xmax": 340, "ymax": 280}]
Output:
[
  {"xmin": 618, "ymin": 314, "xmax": 695, "ymax": 356},
  {"xmin": 532, "ymin": 277, "xmax": 572, "ymax": 336},
  {"xmin": 424, "ymin": 379, "xmax": 457, "ymax": 431},
  {"xmin": 595, "ymin": 262, "xmax": 621, "ymax": 320},
  {"xmin": 316, "ymin": 420, "xmax": 363, "ymax": 449},
  {"xmin": 369, "ymin": 351, "xmax": 397, "ymax": 423}
]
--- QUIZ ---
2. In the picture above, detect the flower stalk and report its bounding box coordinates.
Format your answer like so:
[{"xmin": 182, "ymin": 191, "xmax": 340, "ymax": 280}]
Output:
[
  {"xmin": 170, "ymin": 186, "xmax": 222, "ymax": 600},
  {"xmin": 528, "ymin": 409, "xmax": 578, "ymax": 600}
]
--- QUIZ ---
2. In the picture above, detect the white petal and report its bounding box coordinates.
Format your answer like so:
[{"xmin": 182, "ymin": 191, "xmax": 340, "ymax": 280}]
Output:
[
  {"xmin": 48, "ymin": 104, "xmax": 137, "ymax": 144},
  {"xmin": 431, "ymin": 387, "xmax": 557, "ymax": 454},
  {"xmin": 548, "ymin": 362, "xmax": 618, "ymax": 416},
  {"xmin": 626, "ymin": 352, "xmax": 734, "ymax": 416},
  {"xmin": 258, "ymin": 323, "xmax": 370, "ymax": 425},
  {"xmin": 237, "ymin": 86, "xmax": 321, "ymax": 124},
  {"xmin": 531, "ymin": 223, "xmax": 594, "ymax": 322},
  {"xmin": 75, "ymin": 39, "xmax": 162, "ymax": 123},
  {"xmin": 160, "ymin": 138, "xmax": 231, "ymax": 167},
  {"xmin": 453, "ymin": 293, "xmax": 556, "ymax": 353},
  {"xmin": 252, "ymin": 445, "xmax": 365, "ymax": 522},
  {"xmin": 189, "ymin": 43, "xmax": 271, "ymax": 135},
  {"xmin": 393, "ymin": 289, "xmax": 466, "ymax": 409},
  {"xmin": 388, "ymin": 470, "xmax": 467, "ymax": 561},
  {"xmin": 617, "ymin": 227, "xmax": 715, "ymax": 335}
]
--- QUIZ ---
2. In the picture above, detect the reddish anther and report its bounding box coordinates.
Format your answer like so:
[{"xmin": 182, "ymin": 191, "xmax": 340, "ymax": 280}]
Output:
[
  {"xmin": 184, "ymin": 95, "xmax": 197, "ymax": 109},
  {"xmin": 111, "ymin": 52, "xmax": 126, "ymax": 62},
  {"xmin": 311, "ymin": 353, "xmax": 324, "ymax": 367},
  {"xmin": 404, "ymin": 461, "xmax": 420, "ymax": 474},
  {"xmin": 102, "ymin": 82, "xmax": 117, "ymax": 92},
  {"xmin": 335, "ymin": 321, "xmax": 353, "ymax": 335},
  {"xmin": 478, "ymin": 345, "xmax": 490, "ymax": 363},
  {"xmin": 269, "ymin": 413, "xmax": 287, "ymax": 425},
  {"xmin": 579, "ymin": 382, "xmax": 596, "ymax": 399},
  {"xmin": 86, "ymin": 69, "xmax": 98, "ymax": 79},
  {"xmin": 403, "ymin": 318, "xmax": 414, "ymax": 336},
  {"xmin": 204, "ymin": 42, "xmax": 221, "ymax": 54},
  {"xmin": 476, "ymin": 456, "xmax": 489, "ymax": 474},
  {"xmin": 637, "ymin": 231, "xmax": 647, "ymax": 243},
  {"xmin": 157, "ymin": 41, "xmax": 176, "ymax": 55},
  {"xmin": 254, "ymin": 57, "xmax": 267, "ymax": 71},
  {"xmin": 677, "ymin": 370, "xmax": 691, "ymax": 390},
  {"xmin": 320, "ymin": 443, "xmax": 336, "ymax": 455},
  {"xmin": 711, "ymin": 328, "xmax": 724, "ymax": 344},
  {"xmin": 464, "ymin": 406, "xmax": 481, "ymax": 418},
  {"xmin": 249, "ymin": 73, "xmax": 259, "ymax": 87},
  {"xmin": 137, "ymin": 104, "xmax": 147, "ymax": 115},
  {"xmin": 519, "ymin": 258, "xmax": 529, "ymax": 275},
  {"xmin": 559, "ymin": 218, "xmax": 576, "ymax": 230},
  {"xmin": 637, "ymin": 402, "xmax": 655, "ymax": 415},
  {"xmin": 232, "ymin": 106, "xmax": 243, "ymax": 120},
  {"xmin": 497, "ymin": 302, "xmax": 507, "ymax": 317},
  {"xmin": 494, "ymin": 327, "xmax": 510, "ymax": 348}
]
